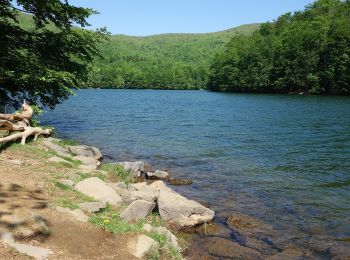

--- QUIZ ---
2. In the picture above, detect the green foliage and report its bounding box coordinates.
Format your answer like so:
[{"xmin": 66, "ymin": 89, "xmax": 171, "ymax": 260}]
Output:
[
  {"xmin": 208, "ymin": 0, "xmax": 350, "ymax": 95},
  {"xmin": 55, "ymin": 139, "xmax": 79, "ymax": 147},
  {"xmin": 89, "ymin": 205, "xmax": 145, "ymax": 234},
  {"xmin": 147, "ymin": 249, "xmax": 161, "ymax": 260},
  {"xmin": 168, "ymin": 245, "xmax": 182, "ymax": 260},
  {"xmin": 148, "ymin": 232, "xmax": 167, "ymax": 248},
  {"xmin": 100, "ymin": 163, "xmax": 133, "ymax": 184},
  {"xmin": 88, "ymin": 24, "xmax": 260, "ymax": 90},
  {"xmin": 29, "ymin": 105, "xmax": 43, "ymax": 126},
  {"xmin": 0, "ymin": 1, "xmax": 107, "ymax": 109},
  {"xmin": 54, "ymin": 197, "xmax": 79, "ymax": 209}
]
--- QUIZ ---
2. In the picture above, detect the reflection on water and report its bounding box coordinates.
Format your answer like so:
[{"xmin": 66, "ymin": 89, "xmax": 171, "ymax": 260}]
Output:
[{"xmin": 42, "ymin": 89, "xmax": 350, "ymax": 255}]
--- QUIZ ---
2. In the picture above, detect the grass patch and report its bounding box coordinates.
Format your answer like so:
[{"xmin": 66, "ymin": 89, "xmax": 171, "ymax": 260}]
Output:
[
  {"xmin": 53, "ymin": 139, "xmax": 79, "ymax": 147},
  {"xmin": 146, "ymin": 212, "xmax": 167, "ymax": 227},
  {"xmin": 89, "ymin": 205, "xmax": 144, "ymax": 234},
  {"xmin": 100, "ymin": 163, "xmax": 133, "ymax": 184},
  {"xmin": 54, "ymin": 197, "xmax": 79, "ymax": 209},
  {"xmin": 76, "ymin": 171, "xmax": 107, "ymax": 182},
  {"xmin": 148, "ymin": 232, "xmax": 167, "ymax": 248},
  {"xmin": 147, "ymin": 249, "xmax": 161, "ymax": 260},
  {"xmin": 7, "ymin": 142, "xmax": 54, "ymax": 159},
  {"xmin": 168, "ymin": 245, "xmax": 182, "ymax": 260},
  {"xmin": 53, "ymin": 180, "xmax": 94, "ymax": 203}
]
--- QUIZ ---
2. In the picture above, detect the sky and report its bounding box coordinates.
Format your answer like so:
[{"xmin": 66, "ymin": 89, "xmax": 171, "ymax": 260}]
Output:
[{"xmin": 70, "ymin": 0, "xmax": 316, "ymax": 36}]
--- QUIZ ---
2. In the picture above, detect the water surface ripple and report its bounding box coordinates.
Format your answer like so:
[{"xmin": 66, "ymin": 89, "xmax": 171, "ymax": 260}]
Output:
[{"xmin": 42, "ymin": 89, "xmax": 350, "ymax": 252}]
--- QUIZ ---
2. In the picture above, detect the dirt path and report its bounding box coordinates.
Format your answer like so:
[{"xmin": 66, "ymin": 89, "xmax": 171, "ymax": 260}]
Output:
[{"xmin": 0, "ymin": 144, "xmax": 137, "ymax": 259}]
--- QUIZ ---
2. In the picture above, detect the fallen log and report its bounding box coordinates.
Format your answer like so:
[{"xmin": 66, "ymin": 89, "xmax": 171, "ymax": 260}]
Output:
[{"xmin": 0, "ymin": 101, "xmax": 52, "ymax": 145}]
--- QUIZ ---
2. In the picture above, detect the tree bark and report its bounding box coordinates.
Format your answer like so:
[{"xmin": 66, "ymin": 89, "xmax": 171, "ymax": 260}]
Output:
[{"xmin": 0, "ymin": 101, "xmax": 52, "ymax": 145}]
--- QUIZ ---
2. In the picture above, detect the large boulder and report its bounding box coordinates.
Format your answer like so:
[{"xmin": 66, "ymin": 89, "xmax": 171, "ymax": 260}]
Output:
[
  {"xmin": 132, "ymin": 185, "xmax": 158, "ymax": 202},
  {"xmin": 120, "ymin": 200, "xmax": 156, "ymax": 222},
  {"xmin": 113, "ymin": 186, "xmax": 136, "ymax": 204},
  {"xmin": 75, "ymin": 177, "xmax": 122, "ymax": 205},
  {"xmin": 75, "ymin": 156, "xmax": 101, "ymax": 171},
  {"xmin": 128, "ymin": 234, "xmax": 158, "ymax": 259},
  {"xmin": 68, "ymin": 145, "xmax": 103, "ymax": 161},
  {"xmin": 157, "ymin": 185, "xmax": 214, "ymax": 228}
]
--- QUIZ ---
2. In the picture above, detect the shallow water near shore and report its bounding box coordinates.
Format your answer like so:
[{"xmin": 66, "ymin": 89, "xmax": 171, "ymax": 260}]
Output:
[{"xmin": 42, "ymin": 89, "xmax": 350, "ymax": 256}]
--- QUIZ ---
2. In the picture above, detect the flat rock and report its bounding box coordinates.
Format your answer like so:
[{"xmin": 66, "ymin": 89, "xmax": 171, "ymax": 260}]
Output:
[
  {"xmin": 206, "ymin": 237, "xmax": 262, "ymax": 259},
  {"xmin": 78, "ymin": 201, "xmax": 106, "ymax": 213},
  {"xmin": 194, "ymin": 223, "xmax": 232, "ymax": 239},
  {"xmin": 59, "ymin": 179, "xmax": 75, "ymax": 187},
  {"xmin": 74, "ymin": 156, "xmax": 100, "ymax": 169},
  {"xmin": 147, "ymin": 170, "xmax": 170, "ymax": 179},
  {"xmin": 2, "ymin": 233, "xmax": 53, "ymax": 260},
  {"xmin": 48, "ymin": 156, "xmax": 69, "ymax": 164},
  {"xmin": 128, "ymin": 234, "xmax": 158, "ymax": 259},
  {"xmin": 68, "ymin": 145, "xmax": 103, "ymax": 160},
  {"xmin": 117, "ymin": 161, "xmax": 145, "ymax": 176},
  {"xmin": 132, "ymin": 185, "xmax": 158, "ymax": 202},
  {"xmin": 157, "ymin": 185, "xmax": 214, "ymax": 228},
  {"xmin": 120, "ymin": 200, "xmax": 156, "ymax": 222},
  {"xmin": 75, "ymin": 177, "xmax": 122, "ymax": 205},
  {"xmin": 41, "ymin": 138, "xmax": 69, "ymax": 157},
  {"xmin": 113, "ymin": 186, "xmax": 136, "ymax": 204},
  {"xmin": 55, "ymin": 207, "xmax": 88, "ymax": 222}
]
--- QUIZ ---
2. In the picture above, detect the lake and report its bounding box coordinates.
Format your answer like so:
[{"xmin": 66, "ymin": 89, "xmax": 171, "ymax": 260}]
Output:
[{"xmin": 42, "ymin": 89, "xmax": 350, "ymax": 256}]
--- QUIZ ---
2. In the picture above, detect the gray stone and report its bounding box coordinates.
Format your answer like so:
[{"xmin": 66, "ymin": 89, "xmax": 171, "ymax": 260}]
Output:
[
  {"xmin": 78, "ymin": 201, "xmax": 106, "ymax": 213},
  {"xmin": 2, "ymin": 232, "xmax": 53, "ymax": 260},
  {"xmin": 48, "ymin": 156, "xmax": 69, "ymax": 164},
  {"xmin": 74, "ymin": 155, "xmax": 100, "ymax": 170},
  {"xmin": 143, "ymin": 223, "xmax": 153, "ymax": 233},
  {"xmin": 55, "ymin": 207, "xmax": 88, "ymax": 222},
  {"xmin": 59, "ymin": 179, "xmax": 75, "ymax": 187},
  {"xmin": 120, "ymin": 200, "xmax": 156, "ymax": 222},
  {"xmin": 114, "ymin": 186, "xmax": 136, "ymax": 204},
  {"xmin": 147, "ymin": 170, "xmax": 170, "ymax": 179},
  {"xmin": 107, "ymin": 182, "xmax": 128, "ymax": 190},
  {"xmin": 75, "ymin": 177, "xmax": 122, "ymax": 205},
  {"xmin": 68, "ymin": 145, "xmax": 103, "ymax": 160},
  {"xmin": 117, "ymin": 161, "xmax": 145, "ymax": 176},
  {"xmin": 41, "ymin": 138, "xmax": 69, "ymax": 157},
  {"xmin": 128, "ymin": 234, "xmax": 158, "ymax": 259},
  {"xmin": 132, "ymin": 185, "xmax": 158, "ymax": 202},
  {"xmin": 157, "ymin": 185, "xmax": 214, "ymax": 228},
  {"xmin": 152, "ymin": 226, "xmax": 180, "ymax": 250}
]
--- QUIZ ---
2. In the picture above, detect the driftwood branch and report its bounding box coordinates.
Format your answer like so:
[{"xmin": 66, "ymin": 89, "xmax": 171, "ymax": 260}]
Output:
[{"xmin": 0, "ymin": 101, "xmax": 52, "ymax": 145}]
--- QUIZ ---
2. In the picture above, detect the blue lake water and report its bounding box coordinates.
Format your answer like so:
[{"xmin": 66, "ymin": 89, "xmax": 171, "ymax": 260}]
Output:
[{"xmin": 42, "ymin": 89, "xmax": 350, "ymax": 253}]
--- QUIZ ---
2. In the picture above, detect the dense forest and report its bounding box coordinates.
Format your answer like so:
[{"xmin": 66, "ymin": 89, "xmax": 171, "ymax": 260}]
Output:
[
  {"xmin": 90, "ymin": 24, "xmax": 259, "ymax": 89},
  {"xmin": 208, "ymin": 0, "xmax": 350, "ymax": 95}
]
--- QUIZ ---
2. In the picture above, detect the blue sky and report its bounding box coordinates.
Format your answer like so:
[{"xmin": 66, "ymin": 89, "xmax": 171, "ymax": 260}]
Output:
[{"xmin": 70, "ymin": 0, "xmax": 316, "ymax": 36}]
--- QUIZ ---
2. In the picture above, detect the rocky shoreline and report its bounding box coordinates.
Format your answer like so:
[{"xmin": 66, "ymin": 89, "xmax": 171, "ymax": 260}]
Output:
[{"xmin": 1, "ymin": 137, "xmax": 349, "ymax": 259}]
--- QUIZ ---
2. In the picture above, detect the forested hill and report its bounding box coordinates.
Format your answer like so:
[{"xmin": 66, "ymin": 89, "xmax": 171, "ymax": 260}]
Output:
[
  {"xmin": 90, "ymin": 24, "xmax": 260, "ymax": 89},
  {"xmin": 208, "ymin": 0, "xmax": 350, "ymax": 95}
]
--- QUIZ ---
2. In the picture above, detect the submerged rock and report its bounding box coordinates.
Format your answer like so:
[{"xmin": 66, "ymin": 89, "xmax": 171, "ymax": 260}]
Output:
[
  {"xmin": 205, "ymin": 237, "xmax": 262, "ymax": 259},
  {"xmin": 168, "ymin": 178, "xmax": 193, "ymax": 186},
  {"xmin": 194, "ymin": 223, "xmax": 232, "ymax": 239},
  {"xmin": 75, "ymin": 177, "xmax": 122, "ymax": 205}
]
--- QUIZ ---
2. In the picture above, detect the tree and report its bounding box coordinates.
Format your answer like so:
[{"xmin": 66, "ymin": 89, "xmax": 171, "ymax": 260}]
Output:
[{"xmin": 0, "ymin": 0, "xmax": 107, "ymax": 109}]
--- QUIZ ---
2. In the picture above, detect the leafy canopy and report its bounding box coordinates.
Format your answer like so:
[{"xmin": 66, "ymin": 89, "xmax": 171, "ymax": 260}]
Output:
[
  {"xmin": 0, "ymin": 0, "xmax": 107, "ymax": 108},
  {"xmin": 208, "ymin": 0, "xmax": 350, "ymax": 95}
]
